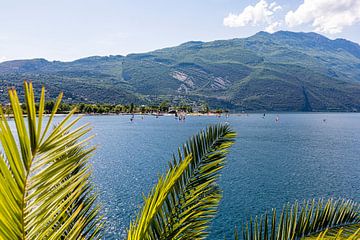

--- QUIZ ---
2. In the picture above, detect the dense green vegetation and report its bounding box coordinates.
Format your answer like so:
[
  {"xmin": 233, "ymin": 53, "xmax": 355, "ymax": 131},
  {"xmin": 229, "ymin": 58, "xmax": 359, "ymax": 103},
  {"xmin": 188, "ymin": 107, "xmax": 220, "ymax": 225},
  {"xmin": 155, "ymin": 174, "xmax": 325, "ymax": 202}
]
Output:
[
  {"xmin": 1, "ymin": 31, "xmax": 360, "ymax": 111},
  {"xmin": 0, "ymin": 84, "xmax": 359, "ymax": 239},
  {"xmin": 1, "ymin": 100, "xmax": 214, "ymax": 115}
]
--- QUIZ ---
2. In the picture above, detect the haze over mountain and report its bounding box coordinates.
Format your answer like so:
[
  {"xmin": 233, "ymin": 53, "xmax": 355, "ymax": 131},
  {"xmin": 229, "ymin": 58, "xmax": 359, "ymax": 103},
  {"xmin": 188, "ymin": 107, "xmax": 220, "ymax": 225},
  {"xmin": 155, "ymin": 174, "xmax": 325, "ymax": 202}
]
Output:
[{"xmin": 1, "ymin": 31, "xmax": 360, "ymax": 111}]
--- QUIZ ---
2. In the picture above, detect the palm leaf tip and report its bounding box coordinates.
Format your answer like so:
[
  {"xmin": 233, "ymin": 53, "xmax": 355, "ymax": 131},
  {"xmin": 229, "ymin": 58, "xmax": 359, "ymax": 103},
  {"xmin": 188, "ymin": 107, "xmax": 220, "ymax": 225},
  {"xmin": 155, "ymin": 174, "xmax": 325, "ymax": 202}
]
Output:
[
  {"xmin": 0, "ymin": 82, "xmax": 103, "ymax": 239},
  {"xmin": 240, "ymin": 198, "xmax": 360, "ymax": 240},
  {"xmin": 127, "ymin": 124, "xmax": 236, "ymax": 240}
]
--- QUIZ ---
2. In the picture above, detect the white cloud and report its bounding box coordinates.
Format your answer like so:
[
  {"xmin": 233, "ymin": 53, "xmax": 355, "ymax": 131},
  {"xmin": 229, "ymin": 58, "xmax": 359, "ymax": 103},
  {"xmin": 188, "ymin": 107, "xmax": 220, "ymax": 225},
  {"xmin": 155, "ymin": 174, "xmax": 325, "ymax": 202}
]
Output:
[
  {"xmin": 285, "ymin": 0, "xmax": 360, "ymax": 34},
  {"xmin": 223, "ymin": 0, "xmax": 282, "ymax": 30},
  {"xmin": 0, "ymin": 56, "xmax": 7, "ymax": 62},
  {"xmin": 265, "ymin": 21, "xmax": 281, "ymax": 33}
]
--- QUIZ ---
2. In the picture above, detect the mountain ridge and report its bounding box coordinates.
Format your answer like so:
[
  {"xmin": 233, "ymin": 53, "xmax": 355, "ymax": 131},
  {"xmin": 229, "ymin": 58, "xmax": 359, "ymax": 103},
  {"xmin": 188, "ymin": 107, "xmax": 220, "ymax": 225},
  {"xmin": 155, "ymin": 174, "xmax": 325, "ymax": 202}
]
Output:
[
  {"xmin": 1, "ymin": 31, "xmax": 360, "ymax": 111},
  {"xmin": 2, "ymin": 31, "xmax": 359, "ymax": 64}
]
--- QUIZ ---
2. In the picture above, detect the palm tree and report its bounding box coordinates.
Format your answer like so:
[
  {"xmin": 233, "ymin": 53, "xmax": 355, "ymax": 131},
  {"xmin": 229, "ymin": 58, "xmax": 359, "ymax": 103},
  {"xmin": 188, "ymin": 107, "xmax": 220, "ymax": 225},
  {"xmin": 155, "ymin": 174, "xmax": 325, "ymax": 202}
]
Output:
[
  {"xmin": 127, "ymin": 124, "xmax": 237, "ymax": 239},
  {"xmin": 0, "ymin": 82, "xmax": 103, "ymax": 239},
  {"xmin": 239, "ymin": 199, "xmax": 360, "ymax": 240}
]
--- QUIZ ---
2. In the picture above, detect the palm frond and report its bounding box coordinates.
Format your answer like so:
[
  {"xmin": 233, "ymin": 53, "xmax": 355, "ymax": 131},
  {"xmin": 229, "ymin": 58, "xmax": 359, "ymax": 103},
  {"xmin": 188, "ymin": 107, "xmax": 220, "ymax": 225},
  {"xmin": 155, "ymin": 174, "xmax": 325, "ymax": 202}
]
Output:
[
  {"xmin": 237, "ymin": 198, "xmax": 359, "ymax": 240},
  {"xmin": 305, "ymin": 223, "xmax": 360, "ymax": 239},
  {"xmin": 127, "ymin": 124, "xmax": 236, "ymax": 240},
  {"xmin": 0, "ymin": 82, "xmax": 103, "ymax": 239}
]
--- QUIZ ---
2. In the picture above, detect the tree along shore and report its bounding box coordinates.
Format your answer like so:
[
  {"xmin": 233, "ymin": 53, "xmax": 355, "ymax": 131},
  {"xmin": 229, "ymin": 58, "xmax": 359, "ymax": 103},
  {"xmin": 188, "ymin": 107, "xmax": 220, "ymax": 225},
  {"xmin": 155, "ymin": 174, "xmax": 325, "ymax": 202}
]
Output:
[{"xmin": 1, "ymin": 101, "xmax": 226, "ymax": 115}]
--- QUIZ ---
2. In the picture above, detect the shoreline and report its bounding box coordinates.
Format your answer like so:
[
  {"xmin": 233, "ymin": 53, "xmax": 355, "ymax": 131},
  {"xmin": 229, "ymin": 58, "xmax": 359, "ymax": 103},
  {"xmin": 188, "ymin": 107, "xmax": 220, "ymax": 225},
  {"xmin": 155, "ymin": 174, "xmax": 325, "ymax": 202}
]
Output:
[{"xmin": 3, "ymin": 111, "xmax": 359, "ymax": 119}]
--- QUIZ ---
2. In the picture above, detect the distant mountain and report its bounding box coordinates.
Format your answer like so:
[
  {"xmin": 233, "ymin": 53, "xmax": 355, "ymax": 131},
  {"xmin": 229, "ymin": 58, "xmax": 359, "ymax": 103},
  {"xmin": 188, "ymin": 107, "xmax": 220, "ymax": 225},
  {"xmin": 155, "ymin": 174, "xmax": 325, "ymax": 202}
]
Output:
[{"xmin": 1, "ymin": 31, "xmax": 360, "ymax": 111}]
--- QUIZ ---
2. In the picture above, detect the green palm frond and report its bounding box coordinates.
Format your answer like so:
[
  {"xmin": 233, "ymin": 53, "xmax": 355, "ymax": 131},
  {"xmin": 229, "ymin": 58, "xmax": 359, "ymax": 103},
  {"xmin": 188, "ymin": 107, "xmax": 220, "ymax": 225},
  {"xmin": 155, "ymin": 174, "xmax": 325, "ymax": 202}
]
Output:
[
  {"xmin": 0, "ymin": 82, "xmax": 103, "ymax": 239},
  {"xmin": 237, "ymin": 198, "xmax": 360, "ymax": 240},
  {"xmin": 127, "ymin": 124, "xmax": 236, "ymax": 240},
  {"xmin": 305, "ymin": 223, "xmax": 360, "ymax": 239}
]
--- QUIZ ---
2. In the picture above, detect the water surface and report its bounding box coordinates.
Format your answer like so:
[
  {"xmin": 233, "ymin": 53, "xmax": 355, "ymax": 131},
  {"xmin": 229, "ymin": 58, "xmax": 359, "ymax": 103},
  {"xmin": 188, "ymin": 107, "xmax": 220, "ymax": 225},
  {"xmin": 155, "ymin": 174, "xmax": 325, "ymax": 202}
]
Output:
[
  {"xmin": 83, "ymin": 113, "xmax": 359, "ymax": 239},
  {"xmin": 10, "ymin": 113, "xmax": 352, "ymax": 239}
]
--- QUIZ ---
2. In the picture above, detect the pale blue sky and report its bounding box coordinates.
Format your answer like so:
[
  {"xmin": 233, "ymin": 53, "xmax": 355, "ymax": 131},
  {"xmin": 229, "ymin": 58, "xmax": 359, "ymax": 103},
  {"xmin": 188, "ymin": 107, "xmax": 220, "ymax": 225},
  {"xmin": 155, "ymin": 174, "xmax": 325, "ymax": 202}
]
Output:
[{"xmin": 0, "ymin": 0, "xmax": 359, "ymax": 62}]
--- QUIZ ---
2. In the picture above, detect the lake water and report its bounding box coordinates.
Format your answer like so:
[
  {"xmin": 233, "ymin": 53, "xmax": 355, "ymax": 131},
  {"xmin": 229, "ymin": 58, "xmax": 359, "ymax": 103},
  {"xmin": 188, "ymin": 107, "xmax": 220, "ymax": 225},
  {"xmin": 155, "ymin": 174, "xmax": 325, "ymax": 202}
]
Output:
[
  {"xmin": 86, "ymin": 113, "xmax": 360, "ymax": 239},
  {"xmin": 13, "ymin": 113, "xmax": 357, "ymax": 239}
]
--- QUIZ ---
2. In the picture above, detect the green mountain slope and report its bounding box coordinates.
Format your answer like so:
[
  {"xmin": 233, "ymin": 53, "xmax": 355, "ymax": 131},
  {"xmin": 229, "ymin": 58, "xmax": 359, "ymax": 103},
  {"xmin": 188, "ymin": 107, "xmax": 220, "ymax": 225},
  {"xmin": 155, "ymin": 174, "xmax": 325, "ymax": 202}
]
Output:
[{"xmin": 1, "ymin": 31, "xmax": 360, "ymax": 111}]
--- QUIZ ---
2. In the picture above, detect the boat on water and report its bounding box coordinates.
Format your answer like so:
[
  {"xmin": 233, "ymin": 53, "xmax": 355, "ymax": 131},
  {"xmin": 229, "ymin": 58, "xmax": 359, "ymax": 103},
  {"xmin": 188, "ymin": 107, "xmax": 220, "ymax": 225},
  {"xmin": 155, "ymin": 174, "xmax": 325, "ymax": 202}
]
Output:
[{"xmin": 152, "ymin": 112, "xmax": 164, "ymax": 118}]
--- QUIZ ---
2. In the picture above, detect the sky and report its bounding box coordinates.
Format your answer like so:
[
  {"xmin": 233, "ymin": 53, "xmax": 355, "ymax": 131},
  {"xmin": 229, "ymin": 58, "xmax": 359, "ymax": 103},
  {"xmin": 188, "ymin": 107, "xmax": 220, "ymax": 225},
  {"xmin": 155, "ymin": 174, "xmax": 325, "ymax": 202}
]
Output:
[{"xmin": 0, "ymin": 0, "xmax": 359, "ymax": 62}]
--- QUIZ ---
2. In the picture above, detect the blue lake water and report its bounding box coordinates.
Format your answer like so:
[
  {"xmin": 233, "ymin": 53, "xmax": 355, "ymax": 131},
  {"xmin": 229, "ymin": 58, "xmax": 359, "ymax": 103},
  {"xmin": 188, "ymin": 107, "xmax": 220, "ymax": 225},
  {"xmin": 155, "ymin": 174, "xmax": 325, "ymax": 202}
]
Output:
[
  {"xmin": 8, "ymin": 113, "xmax": 356, "ymax": 239},
  {"xmin": 85, "ymin": 113, "xmax": 360, "ymax": 239}
]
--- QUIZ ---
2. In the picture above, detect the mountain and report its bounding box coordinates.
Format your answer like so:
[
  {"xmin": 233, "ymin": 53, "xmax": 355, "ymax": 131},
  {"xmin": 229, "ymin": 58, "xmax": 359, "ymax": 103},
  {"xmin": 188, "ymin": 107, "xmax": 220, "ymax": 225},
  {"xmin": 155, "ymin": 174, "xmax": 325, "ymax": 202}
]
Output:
[{"xmin": 1, "ymin": 31, "xmax": 360, "ymax": 111}]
